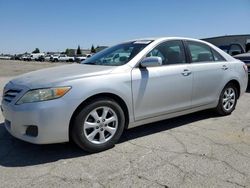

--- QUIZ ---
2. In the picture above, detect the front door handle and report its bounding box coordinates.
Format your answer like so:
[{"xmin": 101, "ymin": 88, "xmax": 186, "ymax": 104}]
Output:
[
  {"xmin": 182, "ymin": 69, "xmax": 192, "ymax": 76},
  {"xmin": 222, "ymin": 65, "xmax": 228, "ymax": 70}
]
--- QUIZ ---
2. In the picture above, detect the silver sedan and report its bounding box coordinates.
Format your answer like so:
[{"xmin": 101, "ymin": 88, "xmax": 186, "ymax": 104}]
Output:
[{"xmin": 1, "ymin": 37, "xmax": 248, "ymax": 152}]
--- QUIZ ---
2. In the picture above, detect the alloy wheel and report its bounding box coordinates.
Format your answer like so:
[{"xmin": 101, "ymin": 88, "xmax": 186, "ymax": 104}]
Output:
[
  {"xmin": 222, "ymin": 87, "xmax": 236, "ymax": 111},
  {"xmin": 83, "ymin": 106, "xmax": 118, "ymax": 144}
]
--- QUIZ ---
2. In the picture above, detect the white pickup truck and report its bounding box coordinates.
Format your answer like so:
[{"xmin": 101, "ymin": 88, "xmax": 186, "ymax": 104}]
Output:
[
  {"xmin": 50, "ymin": 54, "xmax": 60, "ymax": 62},
  {"xmin": 75, "ymin": 54, "xmax": 93, "ymax": 63},
  {"xmin": 30, "ymin": 53, "xmax": 45, "ymax": 61},
  {"xmin": 58, "ymin": 54, "xmax": 74, "ymax": 62}
]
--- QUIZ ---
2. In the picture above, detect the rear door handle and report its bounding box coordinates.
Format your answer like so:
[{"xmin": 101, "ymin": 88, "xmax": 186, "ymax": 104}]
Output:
[
  {"xmin": 222, "ymin": 65, "xmax": 228, "ymax": 70},
  {"xmin": 182, "ymin": 69, "xmax": 192, "ymax": 76}
]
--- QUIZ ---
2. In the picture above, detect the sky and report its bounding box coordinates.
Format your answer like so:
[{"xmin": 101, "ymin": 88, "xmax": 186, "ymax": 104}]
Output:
[{"xmin": 0, "ymin": 0, "xmax": 250, "ymax": 54}]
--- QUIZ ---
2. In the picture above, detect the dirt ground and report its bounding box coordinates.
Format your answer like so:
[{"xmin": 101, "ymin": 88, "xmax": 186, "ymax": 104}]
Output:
[
  {"xmin": 0, "ymin": 60, "xmax": 250, "ymax": 188},
  {"xmin": 0, "ymin": 60, "xmax": 66, "ymax": 76}
]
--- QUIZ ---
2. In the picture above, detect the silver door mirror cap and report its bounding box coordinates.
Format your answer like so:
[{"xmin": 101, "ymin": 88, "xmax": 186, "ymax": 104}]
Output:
[{"xmin": 140, "ymin": 57, "xmax": 162, "ymax": 67}]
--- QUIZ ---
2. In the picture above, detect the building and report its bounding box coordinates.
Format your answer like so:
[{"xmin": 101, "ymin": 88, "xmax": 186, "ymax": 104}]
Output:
[
  {"xmin": 202, "ymin": 34, "xmax": 250, "ymax": 52},
  {"xmin": 66, "ymin": 49, "xmax": 91, "ymax": 56}
]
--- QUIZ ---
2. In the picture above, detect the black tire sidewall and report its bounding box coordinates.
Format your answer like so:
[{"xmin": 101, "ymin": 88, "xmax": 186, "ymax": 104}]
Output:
[
  {"xmin": 217, "ymin": 83, "xmax": 238, "ymax": 115},
  {"xmin": 72, "ymin": 98, "xmax": 125, "ymax": 152}
]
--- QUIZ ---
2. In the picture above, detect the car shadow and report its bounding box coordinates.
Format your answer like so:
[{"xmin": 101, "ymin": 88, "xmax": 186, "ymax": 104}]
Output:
[
  {"xmin": 120, "ymin": 110, "xmax": 217, "ymax": 142},
  {"xmin": 0, "ymin": 110, "xmax": 217, "ymax": 167}
]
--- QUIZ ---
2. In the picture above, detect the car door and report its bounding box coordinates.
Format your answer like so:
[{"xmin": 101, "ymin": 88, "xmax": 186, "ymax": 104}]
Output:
[
  {"xmin": 185, "ymin": 40, "xmax": 229, "ymax": 107},
  {"xmin": 132, "ymin": 40, "xmax": 193, "ymax": 121}
]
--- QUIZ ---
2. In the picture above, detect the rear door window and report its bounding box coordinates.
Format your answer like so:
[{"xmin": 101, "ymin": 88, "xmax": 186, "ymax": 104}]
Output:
[{"xmin": 187, "ymin": 41, "xmax": 214, "ymax": 63}]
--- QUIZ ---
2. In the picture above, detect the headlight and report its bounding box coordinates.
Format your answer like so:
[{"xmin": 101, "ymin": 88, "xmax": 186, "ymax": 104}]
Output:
[{"xmin": 16, "ymin": 87, "xmax": 71, "ymax": 104}]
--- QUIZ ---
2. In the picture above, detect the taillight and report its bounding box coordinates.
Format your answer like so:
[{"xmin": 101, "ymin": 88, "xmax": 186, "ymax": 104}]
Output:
[
  {"xmin": 243, "ymin": 64, "xmax": 248, "ymax": 77},
  {"xmin": 243, "ymin": 64, "xmax": 248, "ymax": 73}
]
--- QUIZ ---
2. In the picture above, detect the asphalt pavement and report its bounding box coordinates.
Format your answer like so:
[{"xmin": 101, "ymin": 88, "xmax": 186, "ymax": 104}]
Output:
[{"xmin": 0, "ymin": 60, "xmax": 250, "ymax": 188}]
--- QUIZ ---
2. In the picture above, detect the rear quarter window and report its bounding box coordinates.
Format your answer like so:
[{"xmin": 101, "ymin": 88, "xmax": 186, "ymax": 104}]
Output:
[{"xmin": 211, "ymin": 48, "xmax": 226, "ymax": 62}]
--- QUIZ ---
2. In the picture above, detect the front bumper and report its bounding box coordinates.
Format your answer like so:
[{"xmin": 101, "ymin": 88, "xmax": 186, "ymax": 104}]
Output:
[{"xmin": 1, "ymin": 98, "xmax": 74, "ymax": 144}]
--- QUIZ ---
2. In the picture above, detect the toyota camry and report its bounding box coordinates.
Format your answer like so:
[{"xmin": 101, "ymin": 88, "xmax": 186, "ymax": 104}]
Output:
[{"xmin": 1, "ymin": 37, "xmax": 248, "ymax": 152}]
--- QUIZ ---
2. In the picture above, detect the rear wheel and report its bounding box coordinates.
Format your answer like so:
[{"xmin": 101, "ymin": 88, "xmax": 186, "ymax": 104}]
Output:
[
  {"xmin": 215, "ymin": 83, "xmax": 238, "ymax": 115},
  {"xmin": 71, "ymin": 97, "xmax": 125, "ymax": 153}
]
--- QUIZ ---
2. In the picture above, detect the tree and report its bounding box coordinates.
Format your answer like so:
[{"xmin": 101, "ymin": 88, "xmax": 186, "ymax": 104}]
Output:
[
  {"xmin": 76, "ymin": 45, "xmax": 82, "ymax": 55},
  {"xmin": 32, "ymin": 48, "xmax": 40, "ymax": 53},
  {"xmin": 91, "ymin": 45, "xmax": 96, "ymax": 53},
  {"xmin": 65, "ymin": 48, "xmax": 70, "ymax": 55}
]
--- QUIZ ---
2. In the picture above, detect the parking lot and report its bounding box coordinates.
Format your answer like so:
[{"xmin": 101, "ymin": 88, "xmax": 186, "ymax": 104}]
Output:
[{"xmin": 0, "ymin": 60, "xmax": 250, "ymax": 188}]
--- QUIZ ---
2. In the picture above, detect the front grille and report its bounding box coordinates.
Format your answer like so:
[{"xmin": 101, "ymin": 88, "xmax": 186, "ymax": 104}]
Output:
[{"xmin": 3, "ymin": 89, "xmax": 22, "ymax": 103}]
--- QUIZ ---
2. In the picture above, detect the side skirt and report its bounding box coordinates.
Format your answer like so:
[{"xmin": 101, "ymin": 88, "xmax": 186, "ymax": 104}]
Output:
[{"xmin": 128, "ymin": 102, "xmax": 217, "ymax": 129}]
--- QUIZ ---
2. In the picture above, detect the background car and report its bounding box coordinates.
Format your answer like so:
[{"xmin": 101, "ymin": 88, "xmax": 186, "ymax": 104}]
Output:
[
  {"xmin": 219, "ymin": 43, "xmax": 245, "ymax": 56},
  {"xmin": 58, "ymin": 54, "xmax": 74, "ymax": 62},
  {"xmin": 75, "ymin": 54, "xmax": 93, "ymax": 63},
  {"xmin": 75, "ymin": 55, "xmax": 87, "ymax": 63},
  {"xmin": 44, "ymin": 54, "xmax": 53, "ymax": 61},
  {"xmin": 50, "ymin": 54, "xmax": 60, "ymax": 62},
  {"xmin": 21, "ymin": 54, "xmax": 31, "ymax": 61},
  {"xmin": 30, "ymin": 53, "xmax": 45, "ymax": 61},
  {"xmin": 234, "ymin": 52, "xmax": 250, "ymax": 75}
]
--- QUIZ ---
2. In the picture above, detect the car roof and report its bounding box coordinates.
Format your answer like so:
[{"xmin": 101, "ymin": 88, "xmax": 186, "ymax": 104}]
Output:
[{"xmin": 126, "ymin": 37, "xmax": 210, "ymax": 45}]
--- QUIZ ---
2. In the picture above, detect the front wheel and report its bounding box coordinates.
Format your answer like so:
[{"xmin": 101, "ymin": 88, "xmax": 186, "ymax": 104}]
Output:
[
  {"xmin": 215, "ymin": 83, "xmax": 238, "ymax": 115},
  {"xmin": 71, "ymin": 97, "xmax": 125, "ymax": 153}
]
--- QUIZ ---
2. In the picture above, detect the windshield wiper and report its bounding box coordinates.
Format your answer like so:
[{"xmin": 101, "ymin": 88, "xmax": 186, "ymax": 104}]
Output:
[{"xmin": 83, "ymin": 62, "xmax": 97, "ymax": 65}]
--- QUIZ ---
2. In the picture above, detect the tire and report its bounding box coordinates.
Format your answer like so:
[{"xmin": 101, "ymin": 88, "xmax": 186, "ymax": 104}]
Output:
[
  {"xmin": 71, "ymin": 97, "xmax": 125, "ymax": 153},
  {"xmin": 215, "ymin": 83, "xmax": 238, "ymax": 116}
]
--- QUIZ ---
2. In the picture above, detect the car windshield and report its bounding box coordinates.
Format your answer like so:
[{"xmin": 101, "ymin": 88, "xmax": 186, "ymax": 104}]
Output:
[{"xmin": 82, "ymin": 40, "xmax": 152, "ymax": 66}]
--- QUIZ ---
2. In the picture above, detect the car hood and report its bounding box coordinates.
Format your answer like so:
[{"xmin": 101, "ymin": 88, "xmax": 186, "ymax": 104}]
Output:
[{"xmin": 10, "ymin": 64, "xmax": 115, "ymax": 88}]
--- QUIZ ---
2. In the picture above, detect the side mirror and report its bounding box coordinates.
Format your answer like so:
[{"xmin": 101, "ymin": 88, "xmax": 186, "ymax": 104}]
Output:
[{"xmin": 140, "ymin": 57, "xmax": 162, "ymax": 68}]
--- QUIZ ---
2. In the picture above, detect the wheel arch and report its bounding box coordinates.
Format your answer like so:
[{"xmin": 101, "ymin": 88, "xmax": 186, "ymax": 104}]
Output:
[
  {"xmin": 69, "ymin": 93, "xmax": 130, "ymax": 140},
  {"xmin": 226, "ymin": 79, "xmax": 241, "ymax": 99}
]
